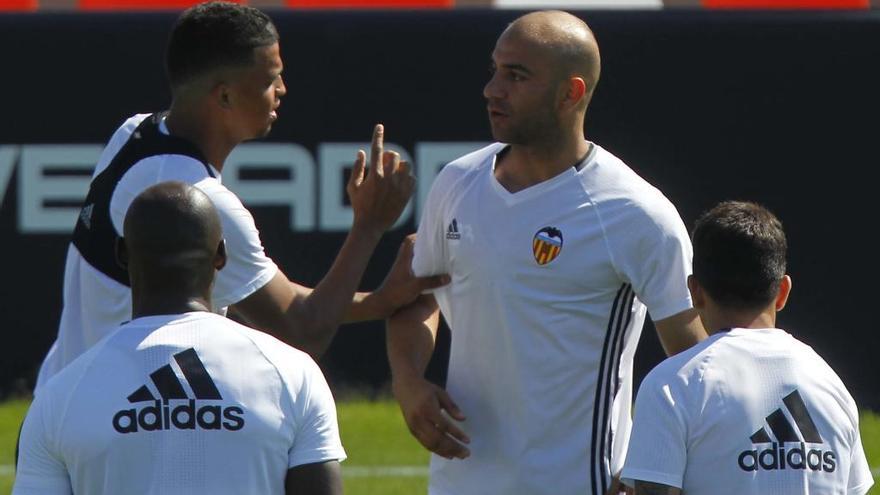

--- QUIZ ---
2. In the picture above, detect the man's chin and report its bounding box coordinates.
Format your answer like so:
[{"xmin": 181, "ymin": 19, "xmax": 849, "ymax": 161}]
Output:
[{"xmin": 244, "ymin": 126, "xmax": 273, "ymax": 142}]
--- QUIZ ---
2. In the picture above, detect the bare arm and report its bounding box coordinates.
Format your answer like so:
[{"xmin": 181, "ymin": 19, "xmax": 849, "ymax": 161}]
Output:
[
  {"xmin": 386, "ymin": 294, "xmax": 470, "ymax": 459},
  {"xmin": 345, "ymin": 234, "xmax": 449, "ymax": 323},
  {"xmin": 285, "ymin": 461, "xmax": 343, "ymax": 495},
  {"xmin": 653, "ymin": 308, "xmax": 706, "ymax": 356},
  {"xmin": 634, "ymin": 481, "xmax": 681, "ymax": 495},
  {"xmin": 231, "ymin": 126, "xmax": 444, "ymax": 358}
]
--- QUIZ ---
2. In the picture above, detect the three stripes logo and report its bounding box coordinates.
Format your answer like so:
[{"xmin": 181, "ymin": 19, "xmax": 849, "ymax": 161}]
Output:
[
  {"xmin": 78, "ymin": 203, "xmax": 94, "ymax": 229},
  {"xmin": 737, "ymin": 390, "xmax": 836, "ymax": 473},
  {"xmin": 446, "ymin": 218, "xmax": 461, "ymax": 240},
  {"xmin": 532, "ymin": 227, "xmax": 563, "ymax": 265},
  {"xmin": 112, "ymin": 348, "xmax": 245, "ymax": 434}
]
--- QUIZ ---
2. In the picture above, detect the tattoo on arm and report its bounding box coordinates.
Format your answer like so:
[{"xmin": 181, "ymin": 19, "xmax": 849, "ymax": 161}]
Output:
[{"xmin": 634, "ymin": 480, "xmax": 682, "ymax": 495}]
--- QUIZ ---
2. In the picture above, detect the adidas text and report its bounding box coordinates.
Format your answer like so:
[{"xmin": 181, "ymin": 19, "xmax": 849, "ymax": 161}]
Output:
[
  {"xmin": 737, "ymin": 442, "xmax": 836, "ymax": 473},
  {"xmin": 113, "ymin": 399, "xmax": 245, "ymax": 434}
]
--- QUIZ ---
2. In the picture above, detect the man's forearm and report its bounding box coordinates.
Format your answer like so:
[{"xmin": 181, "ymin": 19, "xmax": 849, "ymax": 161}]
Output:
[
  {"xmin": 654, "ymin": 308, "xmax": 707, "ymax": 356},
  {"xmin": 294, "ymin": 223, "xmax": 384, "ymax": 354},
  {"xmin": 344, "ymin": 291, "xmax": 390, "ymax": 323},
  {"xmin": 387, "ymin": 295, "xmax": 440, "ymax": 382}
]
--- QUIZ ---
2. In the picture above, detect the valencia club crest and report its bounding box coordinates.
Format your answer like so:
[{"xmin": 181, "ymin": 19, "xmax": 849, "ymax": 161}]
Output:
[{"xmin": 532, "ymin": 227, "xmax": 563, "ymax": 265}]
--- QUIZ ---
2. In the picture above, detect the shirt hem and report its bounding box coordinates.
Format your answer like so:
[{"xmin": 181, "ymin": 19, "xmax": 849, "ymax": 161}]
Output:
[
  {"xmin": 288, "ymin": 448, "xmax": 348, "ymax": 469},
  {"xmin": 620, "ymin": 468, "xmax": 683, "ymax": 489},
  {"xmin": 648, "ymin": 298, "xmax": 693, "ymax": 322},
  {"xmin": 213, "ymin": 263, "xmax": 278, "ymax": 309}
]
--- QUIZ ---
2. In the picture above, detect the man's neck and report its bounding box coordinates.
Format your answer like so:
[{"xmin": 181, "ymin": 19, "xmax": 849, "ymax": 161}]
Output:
[
  {"xmin": 495, "ymin": 134, "xmax": 590, "ymax": 193},
  {"xmin": 131, "ymin": 296, "xmax": 212, "ymax": 320},
  {"xmin": 701, "ymin": 307, "xmax": 777, "ymax": 336},
  {"xmin": 165, "ymin": 104, "xmax": 234, "ymax": 171}
]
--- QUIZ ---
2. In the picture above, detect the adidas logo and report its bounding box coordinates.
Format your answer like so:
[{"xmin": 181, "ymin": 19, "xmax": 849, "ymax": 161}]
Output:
[
  {"xmin": 79, "ymin": 203, "xmax": 94, "ymax": 229},
  {"xmin": 737, "ymin": 390, "xmax": 837, "ymax": 473},
  {"xmin": 446, "ymin": 219, "xmax": 461, "ymax": 240},
  {"xmin": 112, "ymin": 348, "xmax": 245, "ymax": 434}
]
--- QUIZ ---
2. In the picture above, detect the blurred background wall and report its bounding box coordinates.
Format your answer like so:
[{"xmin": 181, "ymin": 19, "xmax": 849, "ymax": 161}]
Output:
[{"xmin": 1, "ymin": 5, "xmax": 878, "ymax": 409}]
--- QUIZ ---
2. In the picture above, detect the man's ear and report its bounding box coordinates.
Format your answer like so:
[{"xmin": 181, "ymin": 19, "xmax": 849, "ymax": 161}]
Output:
[
  {"xmin": 115, "ymin": 237, "xmax": 128, "ymax": 269},
  {"xmin": 214, "ymin": 240, "xmax": 227, "ymax": 271},
  {"xmin": 213, "ymin": 82, "xmax": 233, "ymax": 110},
  {"xmin": 775, "ymin": 275, "xmax": 792, "ymax": 312},
  {"xmin": 687, "ymin": 274, "xmax": 705, "ymax": 309},
  {"xmin": 560, "ymin": 77, "xmax": 586, "ymax": 110}
]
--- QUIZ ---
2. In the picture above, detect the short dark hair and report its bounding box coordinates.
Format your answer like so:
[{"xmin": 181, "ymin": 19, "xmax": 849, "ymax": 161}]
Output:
[
  {"xmin": 692, "ymin": 201, "xmax": 787, "ymax": 310},
  {"xmin": 166, "ymin": 1, "xmax": 279, "ymax": 88}
]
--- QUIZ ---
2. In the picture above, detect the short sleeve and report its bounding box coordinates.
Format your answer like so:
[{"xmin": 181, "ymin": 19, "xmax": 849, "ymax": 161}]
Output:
[
  {"xmin": 12, "ymin": 394, "xmax": 72, "ymax": 495},
  {"xmin": 110, "ymin": 155, "xmax": 278, "ymax": 310},
  {"xmin": 621, "ymin": 372, "xmax": 688, "ymax": 489},
  {"xmin": 411, "ymin": 167, "xmax": 457, "ymax": 279},
  {"xmin": 610, "ymin": 198, "xmax": 693, "ymax": 321},
  {"xmin": 287, "ymin": 359, "xmax": 347, "ymax": 469},
  {"xmin": 194, "ymin": 178, "xmax": 279, "ymax": 309},
  {"xmin": 847, "ymin": 428, "xmax": 874, "ymax": 495}
]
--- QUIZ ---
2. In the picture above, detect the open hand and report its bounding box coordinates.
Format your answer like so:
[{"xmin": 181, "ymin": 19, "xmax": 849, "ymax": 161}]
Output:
[
  {"xmin": 374, "ymin": 234, "xmax": 450, "ymax": 316},
  {"xmin": 392, "ymin": 374, "xmax": 470, "ymax": 460}
]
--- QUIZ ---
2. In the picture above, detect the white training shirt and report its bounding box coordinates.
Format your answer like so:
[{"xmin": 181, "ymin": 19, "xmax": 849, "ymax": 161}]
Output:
[
  {"xmin": 15, "ymin": 311, "xmax": 346, "ymax": 495},
  {"xmin": 36, "ymin": 113, "xmax": 278, "ymax": 389},
  {"xmin": 412, "ymin": 143, "xmax": 693, "ymax": 495},
  {"xmin": 622, "ymin": 328, "xmax": 874, "ymax": 495}
]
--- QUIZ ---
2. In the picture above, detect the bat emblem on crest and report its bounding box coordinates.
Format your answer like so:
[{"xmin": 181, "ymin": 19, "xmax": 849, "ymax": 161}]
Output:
[{"xmin": 532, "ymin": 227, "xmax": 563, "ymax": 265}]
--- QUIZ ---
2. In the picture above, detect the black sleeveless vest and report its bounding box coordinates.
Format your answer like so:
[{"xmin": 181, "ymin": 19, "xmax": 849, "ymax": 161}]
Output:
[{"xmin": 71, "ymin": 113, "xmax": 215, "ymax": 286}]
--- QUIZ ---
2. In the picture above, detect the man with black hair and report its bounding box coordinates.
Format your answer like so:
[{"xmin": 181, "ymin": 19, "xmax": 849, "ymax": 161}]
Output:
[
  {"xmin": 36, "ymin": 1, "xmax": 444, "ymax": 389},
  {"xmin": 622, "ymin": 201, "xmax": 874, "ymax": 495},
  {"xmin": 15, "ymin": 182, "xmax": 346, "ymax": 495}
]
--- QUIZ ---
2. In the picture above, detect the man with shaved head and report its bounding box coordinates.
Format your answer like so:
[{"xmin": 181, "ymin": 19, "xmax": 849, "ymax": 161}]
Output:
[
  {"xmin": 15, "ymin": 182, "xmax": 345, "ymax": 495},
  {"xmin": 387, "ymin": 11, "xmax": 706, "ymax": 495}
]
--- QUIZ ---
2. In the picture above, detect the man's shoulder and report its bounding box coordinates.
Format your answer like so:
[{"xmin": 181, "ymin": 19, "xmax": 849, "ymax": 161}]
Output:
[
  {"xmin": 424, "ymin": 143, "xmax": 502, "ymax": 202},
  {"xmin": 35, "ymin": 329, "xmax": 117, "ymax": 402},
  {"xmin": 217, "ymin": 318, "xmax": 321, "ymax": 375},
  {"xmin": 116, "ymin": 113, "xmax": 152, "ymax": 134},
  {"xmin": 584, "ymin": 145, "xmax": 683, "ymax": 224},
  {"xmin": 447, "ymin": 142, "xmax": 504, "ymax": 168},
  {"xmin": 439, "ymin": 143, "xmax": 502, "ymax": 178},
  {"xmin": 641, "ymin": 335, "xmax": 721, "ymax": 391}
]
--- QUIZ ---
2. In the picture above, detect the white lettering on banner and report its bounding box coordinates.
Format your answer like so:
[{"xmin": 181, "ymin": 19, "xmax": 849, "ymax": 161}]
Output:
[
  {"xmin": 225, "ymin": 143, "xmax": 316, "ymax": 230},
  {"xmin": 18, "ymin": 145, "xmax": 102, "ymax": 233},
  {"xmin": 319, "ymin": 143, "xmax": 414, "ymax": 231},
  {"xmin": 0, "ymin": 146, "xmax": 16, "ymax": 208},
  {"xmin": 2, "ymin": 142, "xmax": 486, "ymax": 234}
]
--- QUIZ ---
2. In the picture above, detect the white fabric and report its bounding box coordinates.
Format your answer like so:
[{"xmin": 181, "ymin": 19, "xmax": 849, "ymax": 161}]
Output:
[
  {"xmin": 412, "ymin": 142, "xmax": 693, "ymax": 495},
  {"xmin": 36, "ymin": 114, "xmax": 278, "ymax": 390},
  {"xmin": 622, "ymin": 328, "xmax": 874, "ymax": 495},
  {"xmin": 15, "ymin": 312, "xmax": 345, "ymax": 495}
]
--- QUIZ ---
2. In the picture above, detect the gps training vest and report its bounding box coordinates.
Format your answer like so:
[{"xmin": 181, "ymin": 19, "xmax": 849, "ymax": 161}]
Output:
[{"xmin": 71, "ymin": 113, "xmax": 215, "ymax": 286}]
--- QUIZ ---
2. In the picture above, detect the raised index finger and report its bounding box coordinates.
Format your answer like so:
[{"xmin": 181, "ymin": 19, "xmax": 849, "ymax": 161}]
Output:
[{"xmin": 370, "ymin": 123, "xmax": 384, "ymax": 177}]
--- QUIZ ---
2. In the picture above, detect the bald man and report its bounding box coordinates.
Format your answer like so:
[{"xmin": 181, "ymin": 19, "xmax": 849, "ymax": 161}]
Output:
[
  {"xmin": 15, "ymin": 182, "xmax": 345, "ymax": 495},
  {"xmin": 387, "ymin": 11, "xmax": 706, "ymax": 495}
]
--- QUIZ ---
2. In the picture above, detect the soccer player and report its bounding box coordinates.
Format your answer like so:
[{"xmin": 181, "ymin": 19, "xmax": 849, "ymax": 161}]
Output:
[
  {"xmin": 36, "ymin": 1, "xmax": 446, "ymax": 389},
  {"xmin": 621, "ymin": 201, "xmax": 874, "ymax": 495},
  {"xmin": 386, "ymin": 10, "xmax": 707, "ymax": 495},
  {"xmin": 14, "ymin": 182, "xmax": 346, "ymax": 494}
]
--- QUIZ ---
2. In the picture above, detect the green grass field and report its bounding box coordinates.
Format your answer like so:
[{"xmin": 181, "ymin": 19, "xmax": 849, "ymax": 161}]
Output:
[{"xmin": 1, "ymin": 398, "xmax": 877, "ymax": 494}]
